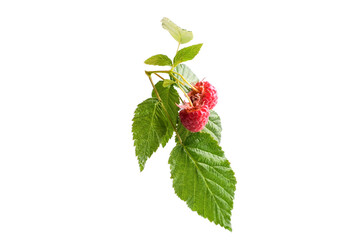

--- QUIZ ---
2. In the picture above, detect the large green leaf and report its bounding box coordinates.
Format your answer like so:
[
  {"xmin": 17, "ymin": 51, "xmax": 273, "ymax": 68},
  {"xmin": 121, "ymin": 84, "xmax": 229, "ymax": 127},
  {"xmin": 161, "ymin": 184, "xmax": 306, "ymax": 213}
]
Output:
[
  {"xmin": 161, "ymin": 17, "xmax": 193, "ymax": 44},
  {"xmin": 171, "ymin": 64, "xmax": 199, "ymax": 91},
  {"xmin": 173, "ymin": 44, "xmax": 203, "ymax": 66},
  {"xmin": 132, "ymin": 98, "xmax": 167, "ymax": 171},
  {"xmin": 152, "ymin": 81, "xmax": 180, "ymax": 147},
  {"xmin": 144, "ymin": 54, "xmax": 172, "ymax": 66},
  {"xmin": 202, "ymin": 110, "xmax": 222, "ymax": 143},
  {"xmin": 169, "ymin": 132, "xmax": 236, "ymax": 231}
]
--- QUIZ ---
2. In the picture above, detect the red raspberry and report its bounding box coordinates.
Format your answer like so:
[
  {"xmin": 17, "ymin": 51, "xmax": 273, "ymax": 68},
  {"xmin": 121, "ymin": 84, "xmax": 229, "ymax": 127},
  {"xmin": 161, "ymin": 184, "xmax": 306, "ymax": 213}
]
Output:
[
  {"xmin": 188, "ymin": 81, "xmax": 218, "ymax": 110},
  {"xmin": 179, "ymin": 103, "xmax": 210, "ymax": 132}
]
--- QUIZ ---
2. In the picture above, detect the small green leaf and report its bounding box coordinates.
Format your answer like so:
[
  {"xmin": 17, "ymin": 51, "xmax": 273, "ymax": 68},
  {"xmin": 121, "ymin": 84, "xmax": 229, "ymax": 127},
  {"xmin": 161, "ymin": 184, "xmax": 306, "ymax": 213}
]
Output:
[
  {"xmin": 202, "ymin": 110, "xmax": 222, "ymax": 143},
  {"xmin": 173, "ymin": 44, "xmax": 203, "ymax": 66},
  {"xmin": 162, "ymin": 79, "xmax": 175, "ymax": 88},
  {"xmin": 152, "ymin": 81, "xmax": 180, "ymax": 147},
  {"xmin": 161, "ymin": 17, "xmax": 193, "ymax": 44},
  {"xmin": 169, "ymin": 132, "xmax": 236, "ymax": 231},
  {"xmin": 132, "ymin": 98, "xmax": 167, "ymax": 171},
  {"xmin": 144, "ymin": 54, "xmax": 172, "ymax": 66}
]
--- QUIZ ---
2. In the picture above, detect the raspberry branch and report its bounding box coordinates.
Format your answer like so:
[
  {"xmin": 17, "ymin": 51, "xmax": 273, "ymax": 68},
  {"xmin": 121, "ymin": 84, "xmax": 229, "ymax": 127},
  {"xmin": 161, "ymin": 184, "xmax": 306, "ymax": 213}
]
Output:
[{"xmin": 134, "ymin": 17, "xmax": 236, "ymax": 231}]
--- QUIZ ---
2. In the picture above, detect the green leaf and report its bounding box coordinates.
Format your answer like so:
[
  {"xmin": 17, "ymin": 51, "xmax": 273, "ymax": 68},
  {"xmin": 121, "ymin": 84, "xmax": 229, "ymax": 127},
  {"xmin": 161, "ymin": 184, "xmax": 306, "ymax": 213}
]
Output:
[
  {"xmin": 202, "ymin": 110, "xmax": 222, "ymax": 143},
  {"xmin": 132, "ymin": 98, "xmax": 167, "ymax": 171},
  {"xmin": 152, "ymin": 81, "xmax": 180, "ymax": 147},
  {"xmin": 162, "ymin": 79, "xmax": 175, "ymax": 88},
  {"xmin": 161, "ymin": 17, "xmax": 193, "ymax": 44},
  {"xmin": 144, "ymin": 54, "xmax": 172, "ymax": 66},
  {"xmin": 173, "ymin": 44, "xmax": 203, "ymax": 66},
  {"xmin": 171, "ymin": 64, "xmax": 199, "ymax": 85},
  {"xmin": 169, "ymin": 132, "xmax": 236, "ymax": 231}
]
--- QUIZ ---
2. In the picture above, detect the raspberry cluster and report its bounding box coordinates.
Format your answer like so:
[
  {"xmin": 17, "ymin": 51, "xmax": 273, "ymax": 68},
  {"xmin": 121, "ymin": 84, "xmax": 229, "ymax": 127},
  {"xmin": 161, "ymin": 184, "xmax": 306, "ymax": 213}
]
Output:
[{"xmin": 179, "ymin": 81, "xmax": 218, "ymax": 132}]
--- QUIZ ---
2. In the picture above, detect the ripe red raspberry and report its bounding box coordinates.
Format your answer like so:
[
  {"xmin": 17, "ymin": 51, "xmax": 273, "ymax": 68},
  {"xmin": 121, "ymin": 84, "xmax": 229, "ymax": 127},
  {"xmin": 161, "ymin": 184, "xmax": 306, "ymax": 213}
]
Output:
[
  {"xmin": 188, "ymin": 81, "xmax": 218, "ymax": 110},
  {"xmin": 179, "ymin": 103, "xmax": 210, "ymax": 132}
]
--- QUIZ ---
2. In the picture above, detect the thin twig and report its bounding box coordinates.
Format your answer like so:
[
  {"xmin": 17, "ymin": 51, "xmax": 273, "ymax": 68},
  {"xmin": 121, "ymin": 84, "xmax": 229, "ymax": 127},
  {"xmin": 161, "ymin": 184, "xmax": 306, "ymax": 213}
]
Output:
[{"xmin": 154, "ymin": 73, "xmax": 165, "ymax": 80}]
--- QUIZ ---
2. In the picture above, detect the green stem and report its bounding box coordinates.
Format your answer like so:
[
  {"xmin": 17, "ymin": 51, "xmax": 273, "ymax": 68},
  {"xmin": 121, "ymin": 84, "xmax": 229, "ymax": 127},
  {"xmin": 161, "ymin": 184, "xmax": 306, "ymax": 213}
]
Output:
[
  {"xmin": 145, "ymin": 71, "xmax": 161, "ymax": 100},
  {"xmin": 170, "ymin": 73, "xmax": 193, "ymax": 107},
  {"xmin": 171, "ymin": 71, "xmax": 198, "ymax": 92},
  {"xmin": 146, "ymin": 71, "xmax": 183, "ymax": 145},
  {"xmin": 146, "ymin": 70, "xmax": 170, "ymax": 75},
  {"xmin": 176, "ymin": 82, "xmax": 193, "ymax": 106},
  {"xmin": 170, "ymin": 72, "xmax": 186, "ymax": 86},
  {"xmin": 170, "ymin": 42, "xmax": 181, "ymax": 71},
  {"xmin": 154, "ymin": 73, "xmax": 164, "ymax": 80},
  {"xmin": 176, "ymin": 42, "xmax": 180, "ymax": 54}
]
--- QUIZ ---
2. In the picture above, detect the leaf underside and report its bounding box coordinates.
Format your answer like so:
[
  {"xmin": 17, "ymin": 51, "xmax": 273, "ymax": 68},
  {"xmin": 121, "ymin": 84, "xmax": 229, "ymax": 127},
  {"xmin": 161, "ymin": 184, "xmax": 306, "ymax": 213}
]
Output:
[
  {"xmin": 171, "ymin": 64, "xmax": 200, "ymax": 92},
  {"xmin": 172, "ymin": 64, "xmax": 199, "ymax": 82},
  {"xmin": 161, "ymin": 17, "xmax": 193, "ymax": 44},
  {"xmin": 169, "ymin": 132, "xmax": 236, "ymax": 231}
]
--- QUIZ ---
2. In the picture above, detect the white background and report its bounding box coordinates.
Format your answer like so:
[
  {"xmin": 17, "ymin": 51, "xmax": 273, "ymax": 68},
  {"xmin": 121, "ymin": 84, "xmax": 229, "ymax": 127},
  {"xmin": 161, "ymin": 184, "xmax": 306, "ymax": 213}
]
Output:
[{"xmin": 1, "ymin": 0, "xmax": 359, "ymax": 239}]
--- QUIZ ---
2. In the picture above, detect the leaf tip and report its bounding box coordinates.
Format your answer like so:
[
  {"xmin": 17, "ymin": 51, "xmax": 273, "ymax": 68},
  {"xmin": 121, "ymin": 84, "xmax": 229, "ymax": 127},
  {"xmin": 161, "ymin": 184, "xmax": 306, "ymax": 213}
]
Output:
[
  {"xmin": 160, "ymin": 17, "xmax": 169, "ymax": 24},
  {"xmin": 139, "ymin": 162, "xmax": 145, "ymax": 172}
]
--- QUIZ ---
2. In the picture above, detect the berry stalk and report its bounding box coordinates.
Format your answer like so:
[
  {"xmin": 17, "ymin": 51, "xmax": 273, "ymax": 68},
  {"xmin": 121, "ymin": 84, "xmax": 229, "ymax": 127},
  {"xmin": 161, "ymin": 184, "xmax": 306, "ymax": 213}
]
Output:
[
  {"xmin": 169, "ymin": 73, "xmax": 194, "ymax": 107},
  {"xmin": 176, "ymin": 82, "xmax": 191, "ymax": 105},
  {"xmin": 172, "ymin": 71, "xmax": 198, "ymax": 92}
]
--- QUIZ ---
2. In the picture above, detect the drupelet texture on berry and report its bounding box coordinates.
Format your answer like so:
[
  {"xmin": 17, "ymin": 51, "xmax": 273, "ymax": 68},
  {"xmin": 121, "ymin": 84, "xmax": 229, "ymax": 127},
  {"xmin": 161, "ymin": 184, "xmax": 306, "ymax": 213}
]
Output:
[
  {"xmin": 178, "ymin": 103, "xmax": 210, "ymax": 132},
  {"xmin": 188, "ymin": 81, "xmax": 218, "ymax": 110}
]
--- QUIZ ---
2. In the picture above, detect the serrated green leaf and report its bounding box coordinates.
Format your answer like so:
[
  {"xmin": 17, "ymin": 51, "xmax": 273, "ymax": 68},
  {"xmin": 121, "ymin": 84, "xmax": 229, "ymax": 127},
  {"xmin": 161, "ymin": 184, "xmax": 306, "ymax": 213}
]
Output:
[
  {"xmin": 144, "ymin": 54, "xmax": 172, "ymax": 66},
  {"xmin": 169, "ymin": 132, "xmax": 236, "ymax": 231},
  {"xmin": 161, "ymin": 17, "xmax": 193, "ymax": 44},
  {"xmin": 172, "ymin": 64, "xmax": 199, "ymax": 84},
  {"xmin": 132, "ymin": 98, "xmax": 167, "ymax": 171},
  {"xmin": 152, "ymin": 81, "xmax": 180, "ymax": 147},
  {"xmin": 202, "ymin": 110, "xmax": 222, "ymax": 143},
  {"xmin": 173, "ymin": 44, "xmax": 203, "ymax": 66},
  {"xmin": 162, "ymin": 79, "xmax": 175, "ymax": 88}
]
